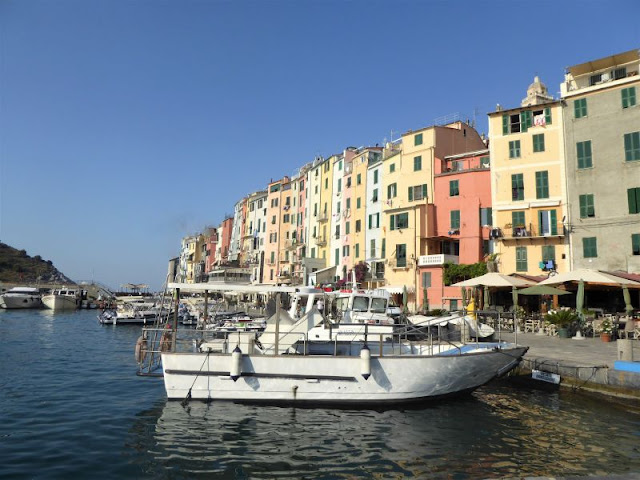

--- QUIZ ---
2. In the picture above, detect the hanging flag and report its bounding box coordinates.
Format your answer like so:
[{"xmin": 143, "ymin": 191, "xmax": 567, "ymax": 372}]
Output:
[{"xmin": 534, "ymin": 114, "xmax": 546, "ymax": 126}]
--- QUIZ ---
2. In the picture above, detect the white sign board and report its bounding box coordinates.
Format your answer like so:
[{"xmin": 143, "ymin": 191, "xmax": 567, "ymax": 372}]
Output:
[{"xmin": 532, "ymin": 369, "xmax": 560, "ymax": 384}]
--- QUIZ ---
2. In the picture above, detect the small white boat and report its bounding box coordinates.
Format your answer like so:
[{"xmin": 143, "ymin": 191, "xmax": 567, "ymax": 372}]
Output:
[
  {"xmin": 409, "ymin": 313, "xmax": 495, "ymax": 339},
  {"xmin": 137, "ymin": 283, "xmax": 528, "ymax": 405},
  {"xmin": 42, "ymin": 288, "xmax": 81, "ymax": 311},
  {"xmin": 0, "ymin": 287, "xmax": 43, "ymax": 309}
]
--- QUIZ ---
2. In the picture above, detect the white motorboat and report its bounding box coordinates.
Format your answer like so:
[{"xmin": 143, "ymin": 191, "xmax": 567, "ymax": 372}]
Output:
[
  {"xmin": 137, "ymin": 283, "xmax": 528, "ymax": 405},
  {"xmin": 408, "ymin": 313, "xmax": 496, "ymax": 339},
  {"xmin": 0, "ymin": 287, "xmax": 43, "ymax": 309},
  {"xmin": 42, "ymin": 288, "xmax": 80, "ymax": 311}
]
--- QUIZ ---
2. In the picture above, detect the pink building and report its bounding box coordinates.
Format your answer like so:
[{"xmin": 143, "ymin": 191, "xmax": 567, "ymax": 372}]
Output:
[
  {"xmin": 419, "ymin": 149, "xmax": 491, "ymax": 310},
  {"xmin": 204, "ymin": 227, "xmax": 218, "ymax": 274},
  {"xmin": 217, "ymin": 217, "xmax": 233, "ymax": 266}
]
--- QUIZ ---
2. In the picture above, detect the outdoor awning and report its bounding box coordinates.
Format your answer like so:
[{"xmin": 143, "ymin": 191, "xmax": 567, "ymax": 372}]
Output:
[
  {"xmin": 381, "ymin": 286, "xmax": 415, "ymax": 294},
  {"xmin": 538, "ymin": 269, "xmax": 640, "ymax": 287},
  {"xmin": 517, "ymin": 285, "xmax": 570, "ymax": 296}
]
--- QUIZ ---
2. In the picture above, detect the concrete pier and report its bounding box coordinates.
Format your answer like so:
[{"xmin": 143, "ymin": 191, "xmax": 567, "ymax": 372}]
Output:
[{"xmin": 498, "ymin": 332, "xmax": 640, "ymax": 400}]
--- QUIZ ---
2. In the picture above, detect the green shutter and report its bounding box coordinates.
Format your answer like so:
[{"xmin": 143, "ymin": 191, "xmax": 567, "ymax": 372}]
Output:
[
  {"xmin": 545, "ymin": 107, "xmax": 552, "ymax": 124},
  {"xmin": 368, "ymin": 215, "xmax": 372, "ymax": 229},
  {"xmin": 579, "ymin": 195, "xmax": 587, "ymax": 218},
  {"xmin": 390, "ymin": 215, "xmax": 396, "ymax": 230},
  {"xmin": 632, "ymin": 233, "xmax": 640, "ymax": 255},
  {"xmin": 381, "ymin": 238, "xmax": 386, "ymax": 258},
  {"xmin": 502, "ymin": 114, "xmax": 508, "ymax": 135},
  {"xmin": 538, "ymin": 211, "xmax": 543, "ymax": 236},
  {"xmin": 387, "ymin": 185, "xmax": 391, "ymax": 199},
  {"xmin": 408, "ymin": 187, "xmax": 413, "ymax": 201},
  {"xmin": 629, "ymin": 188, "xmax": 639, "ymax": 214},
  {"xmin": 520, "ymin": 112, "xmax": 528, "ymax": 133},
  {"xmin": 422, "ymin": 184, "xmax": 427, "ymax": 199},
  {"xmin": 550, "ymin": 209, "xmax": 557, "ymax": 235}
]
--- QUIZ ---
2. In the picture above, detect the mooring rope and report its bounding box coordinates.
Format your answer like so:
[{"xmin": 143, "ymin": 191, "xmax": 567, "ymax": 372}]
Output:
[{"xmin": 181, "ymin": 351, "xmax": 211, "ymax": 407}]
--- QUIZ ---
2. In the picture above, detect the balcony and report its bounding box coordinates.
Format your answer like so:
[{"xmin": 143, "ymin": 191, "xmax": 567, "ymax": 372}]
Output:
[
  {"xmin": 501, "ymin": 223, "xmax": 566, "ymax": 240},
  {"xmin": 284, "ymin": 240, "xmax": 297, "ymax": 250},
  {"xmin": 417, "ymin": 254, "xmax": 459, "ymax": 266},
  {"xmin": 314, "ymin": 235, "xmax": 327, "ymax": 246},
  {"xmin": 318, "ymin": 213, "xmax": 329, "ymax": 223}
]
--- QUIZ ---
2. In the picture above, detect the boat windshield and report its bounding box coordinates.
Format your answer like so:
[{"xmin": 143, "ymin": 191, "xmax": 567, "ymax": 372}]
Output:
[
  {"xmin": 335, "ymin": 297, "xmax": 349, "ymax": 312},
  {"xmin": 352, "ymin": 296, "xmax": 370, "ymax": 312},
  {"xmin": 370, "ymin": 298, "xmax": 387, "ymax": 314}
]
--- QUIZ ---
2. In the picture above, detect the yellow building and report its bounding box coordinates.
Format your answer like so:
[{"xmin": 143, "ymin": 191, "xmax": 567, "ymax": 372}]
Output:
[
  {"xmin": 316, "ymin": 154, "xmax": 335, "ymax": 262},
  {"xmin": 383, "ymin": 122, "xmax": 485, "ymax": 309},
  {"xmin": 351, "ymin": 149, "xmax": 372, "ymax": 265},
  {"xmin": 488, "ymin": 77, "xmax": 569, "ymax": 275}
]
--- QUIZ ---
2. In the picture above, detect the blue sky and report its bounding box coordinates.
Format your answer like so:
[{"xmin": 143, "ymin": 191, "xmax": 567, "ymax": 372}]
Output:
[{"xmin": 1, "ymin": 0, "xmax": 638, "ymax": 291}]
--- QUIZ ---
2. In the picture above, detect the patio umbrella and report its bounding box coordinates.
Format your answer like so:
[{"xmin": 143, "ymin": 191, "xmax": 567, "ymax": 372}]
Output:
[
  {"xmin": 576, "ymin": 280, "xmax": 585, "ymax": 314},
  {"xmin": 516, "ymin": 285, "xmax": 570, "ymax": 296},
  {"xmin": 539, "ymin": 269, "xmax": 640, "ymax": 286},
  {"xmin": 623, "ymin": 285, "xmax": 633, "ymax": 314},
  {"xmin": 453, "ymin": 273, "xmax": 532, "ymax": 288}
]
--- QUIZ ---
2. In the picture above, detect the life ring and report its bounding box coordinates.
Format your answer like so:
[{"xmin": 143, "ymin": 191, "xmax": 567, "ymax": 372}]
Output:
[{"xmin": 135, "ymin": 335, "xmax": 147, "ymax": 364}]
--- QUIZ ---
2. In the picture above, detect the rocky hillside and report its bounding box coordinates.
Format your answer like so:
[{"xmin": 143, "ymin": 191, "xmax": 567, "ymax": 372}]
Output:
[{"xmin": 0, "ymin": 242, "xmax": 73, "ymax": 284}]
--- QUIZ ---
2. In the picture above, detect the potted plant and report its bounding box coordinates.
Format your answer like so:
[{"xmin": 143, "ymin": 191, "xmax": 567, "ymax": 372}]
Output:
[
  {"xmin": 599, "ymin": 318, "xmax": 614, "ymax": 342},
  {"xmin": 544, "ymin": 308, "xmax": 579, "ymax": 338}
]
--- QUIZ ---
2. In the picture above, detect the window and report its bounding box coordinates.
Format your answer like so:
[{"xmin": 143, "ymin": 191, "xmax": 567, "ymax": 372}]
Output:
[
  {"xmin": 583, "ymin": 237, "xmax": 598, "ymax": 258},
  {"xmin": 335, "ymin": 225, "xmax": 340, "ymax": 238},
  {"xmin": 414, "ymin": 133, "xmax": 423, "ymax": 146},
  {"xmin": 574, "ymin": 98, "xmax": 587, "ymax": 118},
  {"xmin": 324, "ymin": 178, "xmax": 328, "ymax": 189},
  {"xmin": 368, "ymin": 213, "xmax": 380, "ymax": 229},
  {"xmin": 622, "ymin": 87, "xmax": 636, "ymax": 109},
  {"xmin": 283, "ymin": 214, "xmax": 290, "ymax": 223},
  {"xmin": 542, "ymin": 245, "xmax": 556, "ymax": 264},
  {"xmin": 396, "ymin": 244, "xmax": 407, "ymax": 267},
  {"xmin": 270, "ymin": 252, "xmax": 275, "ymax": 263},
  {"xmin": 346, "ymin": 177, "xmax": 351, "ymax": 188},
  {"xmin": 533, "ymin": 134, "xmax": 545, "ymax": 152},
  {"xmin": 370, "ymin": 239, "xmax": 376, "ymax": 258},
  {"xmin": 372, "ymin": 188, "xmax": 378, "ymax": 202},
  {"xmin": 449, "ymin": 180, "xmax": 459, "ymax": 196},
  {"xmin": 450, "ymin": 299, "xmax": 458, "ymax": 311},
  {"xmin": 480, "ymin": 207, "xmax": 493, "ymax": 226},
  {"xmin": 357, "ymin": 197, "xmax": 361, "ymax": 209},
  {"xmin": 535, "ymin": 171, "xmax": 549, "ymax": 199},
  {"xmin": 345, "ymin": 222, "xmax": 350, "ymax": 235},
  {"xmin": 373, "ymin": 169, "xmax": 379, "ymax": 184},
  {"xmin": 579, "ymin": 194, "xmax": 595, "ymax": 218},
  {"xmin": 624, "ymin": 132, "xmax": 640, "ymax": 161},
  {"xmin": 382, "ymin": 238, "xmax": 386, "ymax": 258},
  {"xmin": 338, "ymin": 160, "xmax": 343, "ymax": 171},
  {"xmin": 512, "ymin": 211, "xmax": 525, "ymax": 227},
  {"xmin": 577, "ymin": 141, "xmax": 592, "ymax": 169},
  {"xmin": 390, "ymin": 213, "xmax": 409, "ymax": 230},
  {"xmin": 509, "ymin": 140, "xmax": 521, "ymax": 159},
  {"xmin": 387, "ymin": 183, "xmax": 397, "ymax": 199},
  {"xmin": 335, "ymin": 249, "xmax": 339, "ymax": 266},
  {"xmin": 414, "ymin": 156, "xmax": 422, "ymax": 171},
  {"xmin": 512, "ymin": 174, "xmax": 524, "ymax": 201},
  {"xmin": 343, "ymin": 245, "xmax": 349, "ymax": 257},
  {"xmin": 390, "ymin": 163, "xmax": 395, "ymax": 173},
  {"xmin": 538, "ymin": 209, "xmax": 558, "ymax": 236},
  {"xmin": 346, "ymin": 198, "xmax": 351, "ymax": 210},
  {"xmin": 516, "ymin": 246, "xmax": 527, "ymax": 272},
  {"xmin": 450, "ymin": 210, "xmax": 460, "ymax": 229},
  {"xmin": 355, "ymin": 243, "xmax": 360, "ymax": 258},
  {"xmin": 408, "ymin": 184, "xmax": 427, "ymax": 201},
  {"xmin": 337, "ymin": 179, "xmax": 342, "ymax": 193},
  {"xmin": 355, "ymin": 220, "xmax": 361, "ymax": 232},
  {"xmin": 271, "ymin": 215, "xmax": 276, "ymax": 224},
  {"xmin": 422, "ymin": 272, "xmax": 432, "ymax": 288},
  {"xmin": 629, "ymin": 187, "xmax": 640, "ymax": 214},
  {"xmin": 270, "ymin": 269, "xmax": 274, "ymax": 280},
  {"xmin": 632, "ymin": 234, "xmax": 640, "ymax": 255},
  {"xmin": 336, "ymin": 202, "xmax": 340, "ymax": 214},
  {"xmin": 311, "ymin": 247, "xmax": 316, "ymax": 258}
]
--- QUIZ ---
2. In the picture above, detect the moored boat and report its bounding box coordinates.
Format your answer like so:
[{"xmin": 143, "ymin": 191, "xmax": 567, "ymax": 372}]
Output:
[
  {"xmin": 0, "ymin": 287, "xmax": 43, "ymax": 309},
  {"xmin": 137, "ymin": 282, "xmax": 528, "ymax": 405},
  {"xmin": 42, "ymin": 287, "xmax": 81, "ymax": 311}
]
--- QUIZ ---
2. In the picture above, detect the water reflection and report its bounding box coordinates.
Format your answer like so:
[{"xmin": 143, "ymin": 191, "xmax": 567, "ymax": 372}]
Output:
[{"xmin": 128, "ymin": 385, "xmax": 640, "ymax": 479}]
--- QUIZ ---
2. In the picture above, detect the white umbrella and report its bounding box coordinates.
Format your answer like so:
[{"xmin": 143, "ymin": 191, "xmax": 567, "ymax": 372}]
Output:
[
  {"xmin": 452, "ymin": 273, "xmax": 532, "ymax": 288},
  {"xmin": 539, "ymin": 269, "xmax": 640, "ymax": 287}
]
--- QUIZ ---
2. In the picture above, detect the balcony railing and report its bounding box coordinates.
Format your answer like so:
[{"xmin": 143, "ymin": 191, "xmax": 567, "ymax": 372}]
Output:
[
  {"xmin": 284, "ymin": 240, "xmax": 297, "ymax": 250},
  {"xmin": 318, "ymin": 213, "xmax": 329, "ymax": 222},
  {"xmin": 314, "ymin": 235, "xmax": 327, "ymax": 246},
  {"xmin": 502, "ymin": 223, "xmax": 565, "ymax": 239},
  {"xmin": 417, "ymin": 254, "xmax": 459, "ymax": 266}
]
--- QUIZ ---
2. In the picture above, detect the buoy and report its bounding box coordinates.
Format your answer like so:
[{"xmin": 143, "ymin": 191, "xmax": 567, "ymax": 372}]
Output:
[
  {"xmin": 230, "ymin": 345, "xmax": 242, "ymax": 382},
  {"xmin": 360, "ymin": 345, "xmax": 371, "ymax": 380},
  {"xmin": 135, "ymin": 335, "xmax": 147, "ymax": 364}
]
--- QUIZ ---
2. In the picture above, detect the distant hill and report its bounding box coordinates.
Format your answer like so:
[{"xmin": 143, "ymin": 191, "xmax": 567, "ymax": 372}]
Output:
[{"xmin": 0, "ymin": 242, "xmax": 73, "ymax": 284}]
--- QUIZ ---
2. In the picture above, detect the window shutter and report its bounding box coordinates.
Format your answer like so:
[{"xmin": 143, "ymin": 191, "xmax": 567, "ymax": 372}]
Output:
[
  {"xmin": 550, "ymin": 210, "xmax": 557, "ymax": 235},
  {"xmin": 387, "ymin": 185, "xmax": 391, "ymax": 199},
  {"xmin": 368, "ymin": 215, "xmax": 372, "ymax": 229},
  {"xmin": 502, "ymin": 114, "xmax": 508, "ymax": 135},
  {"xmin": 630, "ymin": 87, "xmax": 637, "ymax": 107},
  {"xmin": 538, "ymin": 211, "xmax": 543, "ymax": 236},
  {"xmin": 408, "ymin": 187, "xmax": 413, "ymax": 201},
  {"xmin": 520, "ymin": 112, "xmax": 528, "ymax": 133},
  {"xmin": 422, "ymin": 184, "xmax": 427, "ymax": 199},
  {"xmin": 629, "ymin": 188, "xmax": 639, "ymax": 214},
  {"xmin": 545, "ymin": 107, "xmax": 552, "ymax": 124},
  {"xmin": 579, "ymin": 195, "xmax": 586, "ymax": 218},
  {"xmin": 622, "ymin": 88, "xmax": 629, "ymax": 108},
  {"xmin": 390, "ymin": 215, "xmax": 396, "ymax": 231}
]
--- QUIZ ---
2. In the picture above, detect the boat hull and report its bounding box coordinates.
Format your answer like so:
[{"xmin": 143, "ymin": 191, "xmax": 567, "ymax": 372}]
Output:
[
  {"xmin": 161, "ymin": 345, "xmax": 527, "ymax": 404},
  {"xmin": 42, "ymin": 295, "xmax": 78, "ymax": 311},
  {"xmin": 0, "ymin": 294, "xmax": 42, "ymax": 309}
]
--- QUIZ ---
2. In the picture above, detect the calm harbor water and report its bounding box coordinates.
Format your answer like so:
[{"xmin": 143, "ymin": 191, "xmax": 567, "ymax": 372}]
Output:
[{"xmin": 1, "ymin": 309, "xmax": 639, "ymax": 479}]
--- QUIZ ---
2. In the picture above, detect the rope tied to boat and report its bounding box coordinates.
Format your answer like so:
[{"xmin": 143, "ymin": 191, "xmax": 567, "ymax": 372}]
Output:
[{"xmin": 181, "ymin": 351, "xmax": 211, "ymax": 408}]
